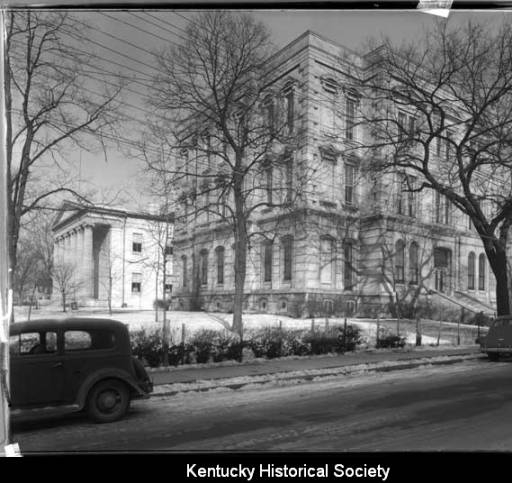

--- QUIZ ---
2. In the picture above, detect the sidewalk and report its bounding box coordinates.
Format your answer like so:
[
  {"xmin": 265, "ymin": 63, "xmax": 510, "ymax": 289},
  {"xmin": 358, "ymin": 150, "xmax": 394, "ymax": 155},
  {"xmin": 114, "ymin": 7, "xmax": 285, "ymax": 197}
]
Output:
[{"xmin": 148, "ymin": 345, "xmax": 484, "ymax": 396}]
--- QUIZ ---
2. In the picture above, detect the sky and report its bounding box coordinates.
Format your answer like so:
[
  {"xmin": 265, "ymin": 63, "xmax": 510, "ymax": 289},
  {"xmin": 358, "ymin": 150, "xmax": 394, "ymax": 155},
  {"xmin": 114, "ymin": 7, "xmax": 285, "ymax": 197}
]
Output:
[{"xmin": 38, "ymin": 8, "xmax": 508, "ymax": 209}]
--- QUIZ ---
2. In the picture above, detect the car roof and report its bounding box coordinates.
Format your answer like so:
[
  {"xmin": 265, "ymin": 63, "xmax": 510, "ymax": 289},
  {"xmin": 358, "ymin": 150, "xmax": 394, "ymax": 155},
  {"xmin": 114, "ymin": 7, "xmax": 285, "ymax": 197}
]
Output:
[{"xmin": 9, "ymin": 318, "xmax": 128, "ymax": 335}]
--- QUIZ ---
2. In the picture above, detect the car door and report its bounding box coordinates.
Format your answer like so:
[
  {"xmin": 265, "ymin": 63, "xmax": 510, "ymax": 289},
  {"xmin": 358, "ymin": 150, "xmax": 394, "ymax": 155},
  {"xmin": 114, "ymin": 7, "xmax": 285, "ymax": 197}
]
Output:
[{"xmin": 9, "ymin": 330, "xmax": 66, "ymax": 408}]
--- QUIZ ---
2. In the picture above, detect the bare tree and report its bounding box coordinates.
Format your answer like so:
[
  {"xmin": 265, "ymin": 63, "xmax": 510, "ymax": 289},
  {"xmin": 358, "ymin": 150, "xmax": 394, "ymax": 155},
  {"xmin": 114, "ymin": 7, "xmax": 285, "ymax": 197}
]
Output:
[
  {"xmin": 143, "ymin": 12, "xmax": 309, "ymax": 336},
  {"xmin": 351, "ymin": 21, "xmax": 512, "ymax": 316},
  {"xmin": 52, "ymin": 261, "xmax": 82, "ymax": 312},
  {"xmin": 5, "ymin": 11, "xmax": 122, "ymax": 282}
]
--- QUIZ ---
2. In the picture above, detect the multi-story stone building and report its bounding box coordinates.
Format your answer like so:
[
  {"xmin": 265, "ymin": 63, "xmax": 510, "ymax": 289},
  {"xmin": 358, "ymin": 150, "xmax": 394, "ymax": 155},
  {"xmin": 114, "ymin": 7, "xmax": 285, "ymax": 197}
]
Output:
[
  {"xmin": 52, "ymin": 201, "xmax": 174, "ymax": 310},
  {"xmin": 171, "ymin": 30, "xmax": 498, "ymax": 318}
]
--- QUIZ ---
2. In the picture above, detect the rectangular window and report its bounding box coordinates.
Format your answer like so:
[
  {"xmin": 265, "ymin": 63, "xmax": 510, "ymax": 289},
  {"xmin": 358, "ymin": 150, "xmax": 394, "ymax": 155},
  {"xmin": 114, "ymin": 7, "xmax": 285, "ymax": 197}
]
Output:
[
  {"xmin": 346, "ymin": 98, "xmax": 355, "ymax": 140},
  {"xmin": 165, "ymin": 283, "xmax": 172, "ymax": 294},
  {"xmin": 408, "ymin": 176, "xmax": 416, "ymax": 218},
  {"xmin": 343, "ymin": 242, "xmax": 354, "ymax": 290},
  {"xmin": 398, "ymin": 112, "xmax": 406, "ymax": 140},
  {"xmin": 165, "ymin": 245, "xmax": 173, "ymax": 256},
  {"xmin": 286, "ymin": 90, "xmax": 294, "ymax": 134},
  {"xmin": 264, "ymin": 98, "xmax": 275, "ymax": 135},
  {"xmin": 283, "ymin": 238, "xmax": 293, "ymax": 282},
  {"xmin": 132, "ymin": 272, "xmax": 142, "ymax": 294},
  {"xmin": 285, "ymin": 155, "xmax": 293, "ymax": 203},
  {"xmin": 264, "ymin": 242, "xmax": 272, "ymax": 283},
  {"xmin": 435, "ymin": 193, "xmax": 449, "ymax": 224},
  {"xmin": 265, "ymin": 165, "xmax": 273, "ymax": 204},
  {"xmin": 345, "ymin": 164, "xmax": 356, "ymax": 205},
  {"xmin": 408, "ymin": 116, "xmax": 416, "ymax": 139},
  {"xmin": 320, "ymin": 238, "xmax": 334, "ymax": 285},
  {"xmin": 216, "ymin": 248, "xmax": 224, "ymax": 285},
  {"xmin": 132, "ymin": 233, "xmax": 142, "ymax": 254}
]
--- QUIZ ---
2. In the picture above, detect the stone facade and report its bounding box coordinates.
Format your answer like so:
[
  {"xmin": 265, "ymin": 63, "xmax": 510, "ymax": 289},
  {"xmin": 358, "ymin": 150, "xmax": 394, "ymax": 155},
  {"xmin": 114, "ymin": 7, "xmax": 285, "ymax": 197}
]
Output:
[
  {"xmin": 52, "ymin": 202, "xmax": 174, "ymax": 310},
  {"xmin": 171, "ymin": 31, "xmax": 498, "ymax": 318}
]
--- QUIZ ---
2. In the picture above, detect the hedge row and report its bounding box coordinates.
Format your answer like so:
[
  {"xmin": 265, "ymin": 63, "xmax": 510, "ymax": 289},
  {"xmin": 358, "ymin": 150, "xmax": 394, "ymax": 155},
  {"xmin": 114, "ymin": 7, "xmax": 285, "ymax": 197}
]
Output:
[{"xmin": 130, "ymin": 325, "xmax": 363, "ymax": 368}]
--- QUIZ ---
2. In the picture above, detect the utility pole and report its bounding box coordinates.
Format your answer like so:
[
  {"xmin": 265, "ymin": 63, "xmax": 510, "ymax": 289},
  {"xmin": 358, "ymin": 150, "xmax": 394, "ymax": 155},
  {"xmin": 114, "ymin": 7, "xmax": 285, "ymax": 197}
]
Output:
[{"xmin": 0, "ymin": 9, "xmax": 12, "ymax": 455}]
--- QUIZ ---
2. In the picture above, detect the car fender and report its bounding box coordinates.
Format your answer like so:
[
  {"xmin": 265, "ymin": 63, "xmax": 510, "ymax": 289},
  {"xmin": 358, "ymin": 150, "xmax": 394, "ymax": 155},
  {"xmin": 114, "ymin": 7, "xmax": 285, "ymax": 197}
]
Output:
[{"xmin": 76, "ymin": 368, "xmax": 146, "ymax": 410}]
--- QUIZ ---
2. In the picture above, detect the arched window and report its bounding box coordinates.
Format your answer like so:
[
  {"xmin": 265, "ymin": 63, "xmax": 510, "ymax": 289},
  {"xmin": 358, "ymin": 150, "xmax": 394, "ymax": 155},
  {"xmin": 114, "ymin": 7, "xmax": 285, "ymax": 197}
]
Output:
[
  {"xmin": 468, "ymin": 252, "xmax": 475, "ymax": 290},
  {"xmin": 215, "ymin": 246, "xmax": 225, "ymax": 285},
  {"xmin": 395, "ymin": 240, "xmax": 405, "ymax": 283},
  {"xmin": 262, "ymin": 240, "xmax": 273, "ymax": 283},
  {"xmin": 282, "ymin": 236, "xmax": 293, "ymax": 282},
  {"xmin": 320, "ymin": 236, "xmax": 335, "ymax": 285},
  {"xmin": 409, "ymin": 242, "xmax": 419, "ymax": 284},
  {"xmin": 181, "ymin": 255, "xmax": 187, "ymax": 288},
  {"xmin": 478, "ymin": 253, "xmax": 486, "ymax": 290},
  {"xmin": 199, "ymin": 249, "xmax": 208, "ymax": 286},
  {"xmin": 343, "ymin": 241, "xmax": 354, "ymax": 290}
]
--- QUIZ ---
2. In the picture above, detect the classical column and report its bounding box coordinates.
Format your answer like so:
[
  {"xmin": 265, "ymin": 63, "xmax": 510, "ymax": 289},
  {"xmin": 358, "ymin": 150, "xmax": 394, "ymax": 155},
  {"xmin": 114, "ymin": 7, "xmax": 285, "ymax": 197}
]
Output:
[{"xmin": 83, "ymin": 224, "xmax": 94, "ymax": 298}]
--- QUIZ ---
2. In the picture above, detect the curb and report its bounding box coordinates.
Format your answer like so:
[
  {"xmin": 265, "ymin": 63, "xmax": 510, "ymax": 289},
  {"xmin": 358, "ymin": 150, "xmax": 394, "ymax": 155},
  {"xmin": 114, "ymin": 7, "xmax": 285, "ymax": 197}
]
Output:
[{"xmin": 150, "ymin": 352, "xmax": 484, "ymax": 398}]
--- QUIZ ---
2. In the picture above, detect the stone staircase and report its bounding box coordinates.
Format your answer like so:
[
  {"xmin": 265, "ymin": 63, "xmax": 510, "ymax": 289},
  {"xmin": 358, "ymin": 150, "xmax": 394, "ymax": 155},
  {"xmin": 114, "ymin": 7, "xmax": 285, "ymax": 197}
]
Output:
[{"xmin": 429, "ymin": 289, "xmax": 495, "ymax": 317}]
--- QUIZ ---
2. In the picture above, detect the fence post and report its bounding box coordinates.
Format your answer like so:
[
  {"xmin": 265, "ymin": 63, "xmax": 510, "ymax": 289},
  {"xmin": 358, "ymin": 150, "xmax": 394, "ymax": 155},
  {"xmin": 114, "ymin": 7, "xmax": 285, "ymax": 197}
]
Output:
[
  {"xmin": 415, "ymin": 316, "xmax": 422, "ymax": 347},
  {"xmin": 325, "ymin": 317, "xmax": 329, "ymax": 331},
  {"xmin": 311, "ymin": 318, "xmax": 315, "ymax": 335},
  {"xmin": 343, "ymin": 317, "xmax": 348, "ymax": 350},
  {"xmin": 376, "ymin": 316, "xmax": 380, "ymax": 348},
  {"xmin": 437, "ymin": 320, "xmax": 442, "ymax": 347},
  {"xmin": 181, "ymin": 323, "xmax": 186, "ymax": 365},
  {"xmin": 396, "ymin": 315, "xmax": 400, "ymax": 338},
  {"xmin": 458, "ymin": 308, "xmax": 463, "ymax": 346}
]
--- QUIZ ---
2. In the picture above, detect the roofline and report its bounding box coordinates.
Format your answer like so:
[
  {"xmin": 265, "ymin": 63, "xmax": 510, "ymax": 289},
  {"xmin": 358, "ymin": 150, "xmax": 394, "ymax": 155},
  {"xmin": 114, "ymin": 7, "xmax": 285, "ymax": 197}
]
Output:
[
  {"xmin": 266, "ymin": 29, "xmax": 363, "ymax": 68},
  {"xmin": 52, "ymin": 201, "xmax": 175, "ymax": 232}
]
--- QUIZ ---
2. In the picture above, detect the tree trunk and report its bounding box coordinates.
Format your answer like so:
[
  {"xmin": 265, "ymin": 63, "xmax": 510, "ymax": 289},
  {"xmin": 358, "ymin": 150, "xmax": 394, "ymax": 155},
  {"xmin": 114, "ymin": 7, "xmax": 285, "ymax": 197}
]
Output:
[
  {"xmin": 232, "ymin": 233, "xmax": 247, "ymax": 338},
  {"xmin": 491, "ymin": 249, "xmax": 510, "ymax": 316},
  {"xmin": 232, "ymin": 164, "xmax": 247, "ymax": 338},
  {"xmin": 162, "ymin": 256, "xmax": 169, "ymax": 366}
]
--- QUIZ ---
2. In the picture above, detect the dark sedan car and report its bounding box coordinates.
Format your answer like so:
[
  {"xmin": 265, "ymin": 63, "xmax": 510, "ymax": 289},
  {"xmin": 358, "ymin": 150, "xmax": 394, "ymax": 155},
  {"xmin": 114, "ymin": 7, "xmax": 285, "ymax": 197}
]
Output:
[
  {"xmin": 9, "ymin": 318, "xmax": 153, "ymax": 423},
  {"xmin": 480, "ymin": 315, "xmax": 512, "ymax": 361}
]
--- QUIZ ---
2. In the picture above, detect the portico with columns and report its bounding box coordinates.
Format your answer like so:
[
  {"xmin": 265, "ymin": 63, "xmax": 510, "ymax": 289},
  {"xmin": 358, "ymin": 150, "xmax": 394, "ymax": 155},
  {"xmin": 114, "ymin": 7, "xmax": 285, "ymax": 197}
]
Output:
[{"xmin": 52, "ymin": 201, "xmax": 174, "ymax": 310}]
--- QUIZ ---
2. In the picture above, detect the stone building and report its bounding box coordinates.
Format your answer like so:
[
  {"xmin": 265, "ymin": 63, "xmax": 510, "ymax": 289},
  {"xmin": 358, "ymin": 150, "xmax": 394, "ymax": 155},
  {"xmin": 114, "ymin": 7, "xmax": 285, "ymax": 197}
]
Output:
[
  {"xmin": 52, "ymin": 201, "xmax": 174, "ymax": 310},
  {"xmin": 171, "ymin": 30, "xmax": 498, "ymax": 318}
]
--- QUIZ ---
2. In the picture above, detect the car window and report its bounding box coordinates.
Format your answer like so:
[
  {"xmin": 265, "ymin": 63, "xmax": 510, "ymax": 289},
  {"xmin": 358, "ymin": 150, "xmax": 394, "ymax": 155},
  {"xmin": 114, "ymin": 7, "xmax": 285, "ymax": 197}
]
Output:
[
  {"xmin": 64, "ymin": 331, "xmax": 92, "ymax": 351},
  {"xmin": 64, "ymin": 330, "xmax": 116, "ymax": 351},
  {"xmin": 9, "ymin": 332, "xmax": 56, "ymax": 356}
]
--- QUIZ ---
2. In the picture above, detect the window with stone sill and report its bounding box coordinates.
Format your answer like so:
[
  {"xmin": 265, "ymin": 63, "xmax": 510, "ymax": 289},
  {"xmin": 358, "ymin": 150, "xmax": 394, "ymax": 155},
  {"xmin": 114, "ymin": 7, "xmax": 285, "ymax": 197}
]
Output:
[
  {"xmin": 132, "ymin": 233, "xmax": 142, "ymax": 254},
  {"xmin": 131, "ymin": 273, "xmax": 142, "ymax": 294}
]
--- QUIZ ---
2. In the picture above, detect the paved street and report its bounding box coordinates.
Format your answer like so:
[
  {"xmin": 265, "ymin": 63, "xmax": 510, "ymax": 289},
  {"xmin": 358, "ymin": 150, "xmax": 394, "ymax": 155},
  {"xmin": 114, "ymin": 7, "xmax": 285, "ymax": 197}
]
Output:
[{"xmin": 11, "ymin": 358, "xmax": 512, "ymax": 453}]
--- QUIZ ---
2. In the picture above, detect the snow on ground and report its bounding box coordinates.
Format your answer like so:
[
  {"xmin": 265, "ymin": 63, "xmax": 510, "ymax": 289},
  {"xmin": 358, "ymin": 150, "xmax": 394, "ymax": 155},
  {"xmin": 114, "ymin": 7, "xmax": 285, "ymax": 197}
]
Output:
[
  {"xmin": 14, "ymin": 307, "xmax": 480, "ymax": 346},
  {"xmin": 151, "ymin": 353, "xmax": 481, "ymax": 397}
]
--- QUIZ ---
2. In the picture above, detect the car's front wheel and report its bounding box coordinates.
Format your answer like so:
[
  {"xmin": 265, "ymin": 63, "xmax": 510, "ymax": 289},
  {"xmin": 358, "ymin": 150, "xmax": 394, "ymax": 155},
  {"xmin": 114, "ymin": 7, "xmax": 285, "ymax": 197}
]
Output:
[{"xmin": 87, "ymin": 379, "xmax": 130, "ymax": 423}]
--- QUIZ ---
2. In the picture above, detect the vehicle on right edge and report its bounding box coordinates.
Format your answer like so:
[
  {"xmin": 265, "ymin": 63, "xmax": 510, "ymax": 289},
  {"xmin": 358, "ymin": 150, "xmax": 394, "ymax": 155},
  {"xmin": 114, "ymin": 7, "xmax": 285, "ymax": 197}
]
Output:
[{"xmin": 480, "ymin": 315, "xmax": 512, "ymax": 361}]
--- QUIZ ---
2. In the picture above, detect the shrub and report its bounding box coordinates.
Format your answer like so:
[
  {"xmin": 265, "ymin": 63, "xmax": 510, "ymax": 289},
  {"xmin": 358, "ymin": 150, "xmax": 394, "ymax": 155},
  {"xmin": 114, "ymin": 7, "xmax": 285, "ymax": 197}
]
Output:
[
  {"xmin": 339, "ymin": 325, "xmax": 362, "ymax": 352},
  {"xmin": 130, "ymin": 328, "xmax": 163, "ymax": 367},
  {"xmin": 304, "ymin": 331, "xmax": 339, "ymax": 355},
  {"xmin": 304, "ymin": 325, "xmax": 362, "ymax": 354},
  {"xmin": 169, "ymin": 343, "xmax": 196, "ymax": 365},
  {"xmin": 189, "ymin": 329, "xmax": 219, "ymax": 363},
  {"xmin": 246, "ymin": 327, "xmax": 285, "ymax": 359},
  {"xmin": 376, "ymin": 334, "xmax": 407, "ymax": 349}
]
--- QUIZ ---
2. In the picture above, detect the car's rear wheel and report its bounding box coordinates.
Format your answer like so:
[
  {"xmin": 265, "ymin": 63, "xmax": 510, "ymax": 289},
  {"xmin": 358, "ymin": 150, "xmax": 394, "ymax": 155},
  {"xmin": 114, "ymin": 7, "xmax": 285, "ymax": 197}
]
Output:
[
  {"xmin": 87, "ymin": 379, "xmax": 130, "ymax": 423},
  {"xmin": 487, "ymin": 352, "xmax": 500, "ymax": 361}
]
